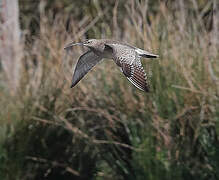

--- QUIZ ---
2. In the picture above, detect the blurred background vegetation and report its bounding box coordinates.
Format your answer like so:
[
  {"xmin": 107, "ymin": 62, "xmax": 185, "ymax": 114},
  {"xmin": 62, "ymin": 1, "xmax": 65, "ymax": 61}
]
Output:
[{"xmin": 0, "ymin": 0, "xmax": 219, "ymax": 179}]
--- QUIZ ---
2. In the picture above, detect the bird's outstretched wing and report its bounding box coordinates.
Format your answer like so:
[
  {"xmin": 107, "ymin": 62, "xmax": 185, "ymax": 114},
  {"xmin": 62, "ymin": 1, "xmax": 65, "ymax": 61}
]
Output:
[
  {"xmin": 123, "ymin": 58, "xmax": 150, "ymax": 92},
  {"xmin": 105, "ymin": 43, "xmax": 150, "ymax": 92},
  {"xmin": 71, "ymin": 51, "xmax": 102, "ymax": 88}
]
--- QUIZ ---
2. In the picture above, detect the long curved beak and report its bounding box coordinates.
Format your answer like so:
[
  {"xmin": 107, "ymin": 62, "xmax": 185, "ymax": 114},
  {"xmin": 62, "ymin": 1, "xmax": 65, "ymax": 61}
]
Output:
[{"xmin": 64, "ymin": 42, "xmax": 83, "ymax": 50}]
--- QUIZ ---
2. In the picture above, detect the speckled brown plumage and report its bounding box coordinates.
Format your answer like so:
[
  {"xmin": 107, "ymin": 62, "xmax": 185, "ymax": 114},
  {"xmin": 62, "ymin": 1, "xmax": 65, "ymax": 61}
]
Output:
[{"xmin": 64, "ymin": 39, "xmax": 158, "ymax": 92}]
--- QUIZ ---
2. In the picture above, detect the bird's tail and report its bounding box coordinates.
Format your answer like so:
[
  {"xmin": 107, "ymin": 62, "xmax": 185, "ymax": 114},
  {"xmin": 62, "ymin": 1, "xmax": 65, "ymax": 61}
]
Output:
[{"xmin": 135, "ymin": 48, "xmax": 159, "ymax": 58}]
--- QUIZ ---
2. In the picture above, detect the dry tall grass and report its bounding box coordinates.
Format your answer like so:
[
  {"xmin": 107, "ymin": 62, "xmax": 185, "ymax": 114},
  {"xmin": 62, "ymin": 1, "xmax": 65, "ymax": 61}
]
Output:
[{"xmin": 0, "ymin": 0, "xmax": 219, "ymax": 179}]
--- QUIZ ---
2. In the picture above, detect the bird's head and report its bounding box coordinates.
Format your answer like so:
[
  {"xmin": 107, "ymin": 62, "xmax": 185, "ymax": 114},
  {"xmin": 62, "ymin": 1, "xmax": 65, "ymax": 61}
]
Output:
[
  {"xmin": 64, "ymin": 39, "xmax": 99, "ymax": 50},
  {"xmin": 82, "ymin": 39, "xmax": 99, "ymax": 48}
]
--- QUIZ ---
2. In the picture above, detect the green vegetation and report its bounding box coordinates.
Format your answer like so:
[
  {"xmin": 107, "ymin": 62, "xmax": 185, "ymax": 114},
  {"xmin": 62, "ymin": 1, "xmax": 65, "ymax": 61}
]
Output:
[{"xmin": 0, "ymin": 0, "xmax": 218, "ymax": 179}]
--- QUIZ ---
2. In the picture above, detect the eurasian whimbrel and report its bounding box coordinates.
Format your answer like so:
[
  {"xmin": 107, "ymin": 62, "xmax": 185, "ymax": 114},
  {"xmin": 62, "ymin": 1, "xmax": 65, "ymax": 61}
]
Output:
[{"xmin": 64, "ymin": 39, "xmax": 158, "ymax": 92}]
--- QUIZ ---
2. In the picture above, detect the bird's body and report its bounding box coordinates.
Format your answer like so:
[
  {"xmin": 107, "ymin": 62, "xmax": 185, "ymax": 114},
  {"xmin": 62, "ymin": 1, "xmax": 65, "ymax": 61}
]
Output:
[{"xmin": 64, "ymin": 39, "xmax": 158, "ymax": 92}]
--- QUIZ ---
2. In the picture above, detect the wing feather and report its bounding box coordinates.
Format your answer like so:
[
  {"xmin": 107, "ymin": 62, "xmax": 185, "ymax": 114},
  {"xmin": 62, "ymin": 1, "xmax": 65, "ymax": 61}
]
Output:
[
  {"xmin": 71, "ymin": 51, "xmax": 102, "ymax": 88},
  {"xmin": 127, "ymin": 61, "xmax": 150, "ymax": 92},
  {"xmin": 105, "ymin": 43, "xmax": 150, "ymax": 92}
]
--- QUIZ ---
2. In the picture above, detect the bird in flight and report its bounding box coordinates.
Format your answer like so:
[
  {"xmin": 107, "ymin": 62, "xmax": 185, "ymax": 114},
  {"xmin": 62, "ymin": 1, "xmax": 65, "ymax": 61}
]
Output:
[{"xmin": 64, "ymin": 39, "xmax": 158, "ymax": 92}]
